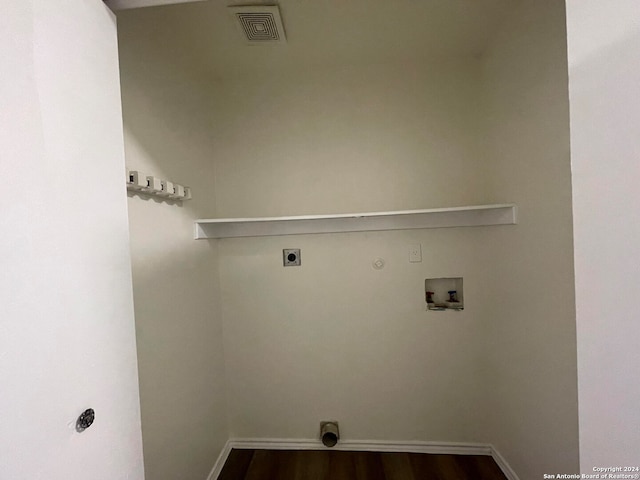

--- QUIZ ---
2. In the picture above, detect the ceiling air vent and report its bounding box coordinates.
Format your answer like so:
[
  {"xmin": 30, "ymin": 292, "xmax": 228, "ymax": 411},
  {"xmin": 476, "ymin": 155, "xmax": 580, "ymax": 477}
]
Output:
[{"xmin": 229, "ymin": 5, "xmax": 287, "ymax": 44}]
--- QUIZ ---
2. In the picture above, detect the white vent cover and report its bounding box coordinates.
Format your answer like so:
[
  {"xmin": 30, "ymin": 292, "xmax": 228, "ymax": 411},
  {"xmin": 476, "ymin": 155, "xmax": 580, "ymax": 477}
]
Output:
[{"xmin": 229, "ymin": 5, "xmax": 287, "ymax": 44}]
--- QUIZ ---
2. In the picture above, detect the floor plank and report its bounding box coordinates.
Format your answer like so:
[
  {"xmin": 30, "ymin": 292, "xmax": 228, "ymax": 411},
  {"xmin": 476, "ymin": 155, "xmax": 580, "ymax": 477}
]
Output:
[
  {"xmin": 381, "ymin": 452, "xmax": 415, "ymax": 480},
  {"xmin": 217, "ymin": 449, "xmax": 254, "ymax": 480},
  {"xmin": 292, "ymin": 451, "xmax": 329, "ymax": 480},
  {"xmin": 407, "ymin": 452, "xmax": 447, "ymax": 480},
  {"xmin": 353, "ymin": 451, "xmax": 386, "ymax": 480},
  {"xmin": 439, "ymin": 453, "xmax": 474, "ymax": 479},
  {"xmin": 327, "ymin": 450, "xmax": 357, "ymax": 479},
  {"xmin": 218, "ymin": 448, "xmax": 508, "ymax": 480},
  {"xmin": 243, "ymin": 450, "xmax": 280, "ymax": 480}
]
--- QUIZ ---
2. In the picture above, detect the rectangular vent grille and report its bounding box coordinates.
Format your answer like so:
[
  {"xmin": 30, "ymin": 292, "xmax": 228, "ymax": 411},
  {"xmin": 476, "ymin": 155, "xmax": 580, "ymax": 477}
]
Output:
[
  {"xmin": 229, "ymin": 6, "xmax": 287, "ymax": 44},
  {"xmin": 238, "ymin": 13, "xmax": 280, "ymax": 41}
]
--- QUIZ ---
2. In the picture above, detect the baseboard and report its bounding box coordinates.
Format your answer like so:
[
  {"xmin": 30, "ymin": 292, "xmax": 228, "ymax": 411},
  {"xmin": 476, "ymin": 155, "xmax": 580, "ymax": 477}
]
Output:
[
  {"xmin": 490, "ymin": 444, "xmax": 521, "ymax": 480},
  {"xmin": 228, "ymin": 437, "xmax": 491, "ymax": 456},
  {"xmin": 207, "ymin": 437, "xmax": 519, "ymax": 480},
  {"xmin": 206, "ymin": 440, "xmax": 232, "ymax": 480}
]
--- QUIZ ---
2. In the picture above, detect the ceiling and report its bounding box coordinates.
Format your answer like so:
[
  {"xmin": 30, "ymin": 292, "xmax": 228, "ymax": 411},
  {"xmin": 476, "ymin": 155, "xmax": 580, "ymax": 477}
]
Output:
[
  {"xmin": 106, "ymin": 0, "xmax": 207, "ymax": 9},
  {"xmin": 115, "ymin": 0, "xmax": 521, "ymax": 78}
]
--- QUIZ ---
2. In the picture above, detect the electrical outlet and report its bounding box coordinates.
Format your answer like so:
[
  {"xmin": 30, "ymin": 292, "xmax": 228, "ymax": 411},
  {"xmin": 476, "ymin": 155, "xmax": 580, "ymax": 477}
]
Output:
[
  {"xmin": 409, "ymin": 244, "xmax": 422, "ymax": 263},
  {"xmin": 283, "ymin": 249, "xmax": 301, "ymax": 266}
]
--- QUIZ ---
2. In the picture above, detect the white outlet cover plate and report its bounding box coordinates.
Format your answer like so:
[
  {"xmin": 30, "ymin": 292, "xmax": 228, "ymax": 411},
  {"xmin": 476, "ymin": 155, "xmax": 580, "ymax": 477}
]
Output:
[{"xmin": 409, "ymin": 244, "xmax": 422, "ymax": 263}]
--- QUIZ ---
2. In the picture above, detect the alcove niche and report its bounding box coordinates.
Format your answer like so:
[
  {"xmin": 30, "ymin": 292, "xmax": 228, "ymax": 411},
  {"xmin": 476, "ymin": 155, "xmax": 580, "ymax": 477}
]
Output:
[{"xmin": 117, "ymin": 1, "xmax": 579, "ymax": 479}]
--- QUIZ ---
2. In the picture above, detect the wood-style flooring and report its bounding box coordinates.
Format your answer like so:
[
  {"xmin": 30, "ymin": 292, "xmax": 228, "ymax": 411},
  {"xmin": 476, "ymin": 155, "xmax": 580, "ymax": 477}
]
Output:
[{"xmin": 217, "ymin": 449, "xmax": 508, "ymax": 480}]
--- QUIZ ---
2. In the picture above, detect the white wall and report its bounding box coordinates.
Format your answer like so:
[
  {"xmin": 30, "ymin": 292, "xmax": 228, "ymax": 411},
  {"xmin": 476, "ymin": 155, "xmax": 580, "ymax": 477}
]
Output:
[
  {"xmin": 214, "ymin": 12, "xmax": 580, "ymax": 475},
  {"xmin": 566, "ymin": 0, "xmax": 640, "ymax": 468},
  {"xmin": 116, "ymin": 12, "xmax": 228, "ymax": 480},
  {"xmin": 213, "ymin": 60, "xmax": 489, "ymax": 217},
  {"xmin": 0, "ymin": 1, "xmax": 144, "ymax": 478},
  {"xmin": 214, "ymin": 59, "xmax": 496, "ymax": 443},
  {"xmin": 219, "ymin": 228, "xmax": 496, "ymax": 442},
  {"xmin": 115, "ymin": 2, "xmax": 582, "ymax": 478},
  {"xmin": 479, "ymin": 0, "xmax": 579, "ymax": 477}
]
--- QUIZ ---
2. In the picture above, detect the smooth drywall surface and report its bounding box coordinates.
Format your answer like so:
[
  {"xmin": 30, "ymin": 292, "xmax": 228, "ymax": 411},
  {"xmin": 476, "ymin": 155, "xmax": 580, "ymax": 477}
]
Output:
[
  {"xmin": 480, "ymin": 0, "xmax": 579, "ymax": 477},
  {"xmin": 116, "ymin": 12, "xmax": 228, "ymax": 480},
  {"xmin": 214, "ymin": 59, "xmax": 494, "ymax": 442},
  {"xmin": 114, "ymin": 2, "xmax": 581, "ymax": 476},
  {"xmin": 220, "ymin": 228, "xmax": 494, "ymax": 442},
  {"xmin": 213, "ymin": 61, "xmax": 489, "ymax": 217},
  {"xmin": 0, "ymin": 1, "xmax": 144, "ymax": 478},
  {"xmin": 566, "ymin": 0, "xmax": 640, "ymax": 468}
]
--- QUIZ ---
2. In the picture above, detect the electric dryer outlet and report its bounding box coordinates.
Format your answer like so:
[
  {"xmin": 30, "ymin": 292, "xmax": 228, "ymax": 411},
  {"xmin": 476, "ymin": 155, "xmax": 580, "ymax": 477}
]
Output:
[{"xmin": 283, "ymin": 249, "xmax": 301, "ymax": 266}]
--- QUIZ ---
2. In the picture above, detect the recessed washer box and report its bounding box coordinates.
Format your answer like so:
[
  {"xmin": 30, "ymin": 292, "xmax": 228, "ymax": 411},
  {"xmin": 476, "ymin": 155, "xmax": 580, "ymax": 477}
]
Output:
[{"xmin": 425, "ymin": 277, "xmax": 464, "ymax": 311}]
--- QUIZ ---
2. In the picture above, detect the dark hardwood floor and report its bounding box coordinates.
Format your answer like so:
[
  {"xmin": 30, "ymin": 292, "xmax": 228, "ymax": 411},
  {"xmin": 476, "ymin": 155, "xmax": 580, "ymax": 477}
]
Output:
[{"xmin": 218, "ymin": 449, "xmax": 508, "ymax": 480}]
